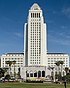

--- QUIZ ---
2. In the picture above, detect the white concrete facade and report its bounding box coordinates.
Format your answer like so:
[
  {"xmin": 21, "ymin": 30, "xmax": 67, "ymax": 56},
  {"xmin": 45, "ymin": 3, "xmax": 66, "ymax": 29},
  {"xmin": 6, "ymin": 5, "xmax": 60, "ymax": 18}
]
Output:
[
  {"xmin": 47, "ymin": 53, "xmax": 69, "ymax": 67},
  {"xmin": 47, "ymin": 53, "xmax": 69, "ymax": 77},
  {"xmin": 24, "ymin": 3, "xmax": 47, "ymax": 66},
  {"xmin": 1, "ymin": 53, "xmax": 24, "ymax": 77}
]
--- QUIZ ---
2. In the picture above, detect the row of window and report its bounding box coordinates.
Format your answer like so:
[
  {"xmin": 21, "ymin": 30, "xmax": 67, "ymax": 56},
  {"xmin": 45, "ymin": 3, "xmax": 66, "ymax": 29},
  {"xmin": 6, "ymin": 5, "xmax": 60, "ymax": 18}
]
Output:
[
  {"xmin": 26, "ymin": 71, "xmax": 45, "ymax": 77},
  {"xmin": 30, "ymin": 32, "xmax": 40, "ymax": 35},
  {"xmin": 31, "ymin": 51, "xmax": 40, "ymax": 53},
  {"xmin": 31, "ymin": 37, "xmax": 40, "ymax": 39},
  {"xmin": 31, "ymin": 29, "xmax": 40, "ymax": 32},
  {"xmin": 30, "ymin": 35, "xmax": 40, "ymax": 38},
  {"xmin": 30, "ymin": 45, "xmax": 41, "ymax": 48},
  {"xmin": 31, "ymin": 31, "xmax": 40, "ymax": 34},
  {"xmin": 31, "ymin": 38, "xmax": 40, "ymax": 40},
  {"xmin": 30, "ymin": 59, "xmax": 40, "ymax": 61},
  {"xmin": 31, "ymin": 40, "xmax": 40, "ymax": 42},
  {"xmin": 31, "ymin": 25, "xmax": 41, "ymax": 29},
  {"xmin": 31, "ymin": 31, "xmax": 41, "ymax": 33},
  {"xmin": 31, "ymin": 26, "xmax": 40, "ymax": 28},
  {"xmin": 30, "ymin": 49, "xmax": 41, "ymax": 51},
  {"xmin": 31, "ymin": 34, "xmax": 40, "ymax": 37},
  {"xmin": 48, "ymin": 60, "xmax": 67, "ymax": 62},
  {"xmin": 48, "ymin": 64, "xmax": 68, "ymax": 67},
  {"xmin": 31, "ymin": 48, "xmax": 40, "ymax": 50},
  {"xmin": 30, "ymin": 54, "xmax": 40, "ymax": 56},
  {"xmin": 31, "ymin": 22, "xmax": 40, "ymax": 25},
  {"xmin": 31, "ymin": 50, "xmax": 40, "ymax": 52},
  {"xmin": 31, "ymin": 24, "xmax": 40, "ymax": 27},
  {"xmin": 3, "ymin": 58, "xmax": 23, "ymax": 60},
  {"xmin": 3, "ymin": 64, "xmax": 23, "ymax": 68},
  {"xmin": 4, "ymin": 54, "xmax": 23, "ymax": 56},
  {"xmin": 48, "ymin": 58, "xmax": 67, "ymax": 60},
  {"xmin": 31, "ymin": 19, "xmax": 41, "ymax": 21},
  {"xmin": 30, "ymin": 57, "xmax": 40, "ymax": 59},
  {"xmin": 30, "ymin": 41, "xmax": 40, "ymax": 43},
  {"xmin": 30, "ymin": 48, "xmax": 41, "ymax": 51},
  {"xmin": 30, "ymin": 62, "xmax": 40, "ymax": 64},
  {"xmin": 31, "ymin": 13, "xmax": 40, "ymax": 18}
]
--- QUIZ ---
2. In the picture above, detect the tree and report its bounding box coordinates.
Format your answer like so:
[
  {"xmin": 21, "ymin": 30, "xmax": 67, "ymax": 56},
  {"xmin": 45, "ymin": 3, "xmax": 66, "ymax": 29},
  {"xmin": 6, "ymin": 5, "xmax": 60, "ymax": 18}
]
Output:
[
  {"xmin": 55, "ymin": 61, "xmax": 60, "ymax": 74},
  {"xmin": 5, "ymin": 61, "xmax": 12, "ymax": 75},
  {"xmin": 17, "ymin": 67, "xmax": 21, "ymax": 78},
  {"xmin": 55, "ymin": 61, "xmax": 61, "ymax": 81},
  {"xmin": 5, "ymin": 74, "xmax": 11, "ymax": 80},
  {"xmin": 0, "ymin": 68, "xmax": 4, "ymax": 78},
  {"xmin": 12, "ymin": 60, "xmax": 16, "ymax": 77},
  {"xmin": 60, "ymin": 61, "xmax": 64, "ymax": 75},
  {"xmin": 50, "ymin": 67, "xmax": 54, "ymax": 81},
  {"xmin": 65, "ymin": 67, "xmax": 69, "ymax": 75},
  {"xmin": 0, "ymin": 68, "xmax": 8, "ymax": 78}
]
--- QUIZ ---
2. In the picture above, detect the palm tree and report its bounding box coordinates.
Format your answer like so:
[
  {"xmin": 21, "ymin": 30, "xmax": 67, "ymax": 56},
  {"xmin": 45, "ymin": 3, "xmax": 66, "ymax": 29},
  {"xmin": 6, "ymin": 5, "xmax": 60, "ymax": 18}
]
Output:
[
  {"xmin": 50, "ymin": 67, "xmax": 54, "ymax": 81},
  {"xmin": 12, "ymin": 60, "xmax": 16, "ymax": 77},
  {"xmin": 55, "ymin": 61, "xmax": 61, "ymax": 81},
  {"xmin": 0, "ymin": 68, "xmax": 5, "ymax": 78},
  {"xmin": 55, "ymin": 61, "xmax": 60, "ymax": 74},
  {"xmin": 6, "ymin": 61, "xmax": 12, "ymax": 75},
  {"xmin": 60, "ymin": 61, "xmax": 64, "ymax": 76},
  {"xmin": 65, "ymin": 67, "xmax": 69, "ymax": 75}
]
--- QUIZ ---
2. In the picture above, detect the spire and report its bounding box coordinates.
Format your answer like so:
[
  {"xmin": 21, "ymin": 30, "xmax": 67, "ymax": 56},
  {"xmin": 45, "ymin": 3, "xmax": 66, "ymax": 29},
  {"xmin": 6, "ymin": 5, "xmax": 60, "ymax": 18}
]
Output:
[{"xmin": 30, "ymin": 3, "xmax": 41, "ymax": 10}]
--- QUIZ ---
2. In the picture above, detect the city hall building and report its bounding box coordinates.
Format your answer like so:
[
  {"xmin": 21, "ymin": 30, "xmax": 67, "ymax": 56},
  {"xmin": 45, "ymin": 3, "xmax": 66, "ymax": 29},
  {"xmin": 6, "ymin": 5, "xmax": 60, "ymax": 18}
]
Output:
[{"xmin": 1, "ymin": 3, "xmax": 69, "ymax": 81}]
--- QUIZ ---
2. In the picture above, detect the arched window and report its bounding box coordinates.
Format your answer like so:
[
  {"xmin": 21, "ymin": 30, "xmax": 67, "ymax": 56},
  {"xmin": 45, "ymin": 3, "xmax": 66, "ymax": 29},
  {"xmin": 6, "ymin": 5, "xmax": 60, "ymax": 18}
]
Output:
[
  {"xmin": 33, "ymin": 13, "xmax": 34, "ymax": 18},
  {"xmin": 38, "ymin": 71, "xmax": 41, "ymax": 77},
  {"xmin": 26, "ymin": 70, "xmax": 29, "ymax": 77},
  {"xmin": 30, "ymin": 71, "xmax": 33, "ymax": 77},
  {"xmin": 34, "ymin": 71, "xmax": 37, "ymax": 77},
  {"xmin": 39, "ymin": 13, "xmax": 40, "ymax": 18},
  {"xmin": 37, "ymin": 13, "xmax": 38, "ymax": 18},
  {"xmin": 31, "ymin": 13, "xmax": 32, "ymax": 18},
  {"xmin": 42, "ymin": 71, "xmax": 45, "ymax": 77},
  {"xmin": 35, "ymin": 13, "xmax": 36, "ymax": 18},
  {"xmin": 27, "ymin": 73, "xmax": 29, "ymax": 77}
]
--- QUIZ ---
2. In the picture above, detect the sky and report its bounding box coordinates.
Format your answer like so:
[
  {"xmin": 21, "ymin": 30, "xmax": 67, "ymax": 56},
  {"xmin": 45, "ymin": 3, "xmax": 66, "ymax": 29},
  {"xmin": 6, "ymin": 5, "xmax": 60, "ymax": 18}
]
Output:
[{"xmin": 0, "ymin": 0, "xmax": 70, "ymax": 55}]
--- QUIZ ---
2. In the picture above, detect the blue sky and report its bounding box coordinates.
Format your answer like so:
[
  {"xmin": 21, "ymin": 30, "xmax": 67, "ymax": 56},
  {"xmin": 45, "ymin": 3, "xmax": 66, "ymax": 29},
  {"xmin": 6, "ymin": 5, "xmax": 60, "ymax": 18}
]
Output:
[{"xmin": 0, "ymin": 0, "xmax": 70, "ymax": 55}]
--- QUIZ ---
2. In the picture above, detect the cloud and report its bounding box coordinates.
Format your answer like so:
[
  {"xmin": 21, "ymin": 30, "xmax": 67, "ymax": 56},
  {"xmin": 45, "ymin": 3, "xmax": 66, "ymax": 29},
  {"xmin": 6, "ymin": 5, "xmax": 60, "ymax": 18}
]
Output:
[
  {"xmin": 49, "ymin": 36, "xmax": 70, "ymax": 46},
  {"xmin": 52, "ymin": 10, "xmax": 58, "ymax": 14},
  {"xmin": 46, "ymin": 20, "xmax": 54, "ymax": 24},
  {"xmin": 48, "ymin": 32, "xmax": 70, "ymax": 46},
  {"xmin": 62, "ymin": 7, "xmax": 70, "ymax": 18},
  {"xmin": 61, "ymin": 25, "xmax": 66, "ymax": 29},
  {"xmin": 14, "ymin": 32, "xmax": 23, "ymax": 38}
]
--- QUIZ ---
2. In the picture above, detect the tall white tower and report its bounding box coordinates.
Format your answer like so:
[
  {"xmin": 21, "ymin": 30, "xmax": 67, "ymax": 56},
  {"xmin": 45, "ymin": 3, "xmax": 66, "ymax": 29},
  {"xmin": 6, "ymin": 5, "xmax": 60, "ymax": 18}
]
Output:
[{"xmin": 24, "ymin": 3, "xmax": 47, "ymax": 66}]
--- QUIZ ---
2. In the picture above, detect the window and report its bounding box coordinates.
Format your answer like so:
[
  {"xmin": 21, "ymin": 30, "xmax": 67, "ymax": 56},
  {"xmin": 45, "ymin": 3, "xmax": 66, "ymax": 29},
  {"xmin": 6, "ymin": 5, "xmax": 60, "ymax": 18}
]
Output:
[
  {"xmin": 39, "ymin": 62, "xmax": 40, "ymax": 64},
  {"xmin": 34, "ymin": 72, "xmax": 37, "ymax": 77},
  {"xmin": 31, "ymin": 13, "xmax": 32, "ymax": 17},
  {"xmin": 27, "ymin": 73, "xmax": 29, "ymax": 77},
  {"xmin": 37, "ymin": 13, "xmax": 38, "ymax": 18},
  {"xmin": 48, "ymin": 60, "xmax": 50, "ymax": 62},
  {"xmin": 35, "ymin": 13, "xmax": 36, "ymax": 18},
  {"xmin": 33, "ymin": 13, "xmax": 34, "ymax": 18},
  {"xmin": 39, "ymin": 13, "xmax": 40, "ymax": 18}
]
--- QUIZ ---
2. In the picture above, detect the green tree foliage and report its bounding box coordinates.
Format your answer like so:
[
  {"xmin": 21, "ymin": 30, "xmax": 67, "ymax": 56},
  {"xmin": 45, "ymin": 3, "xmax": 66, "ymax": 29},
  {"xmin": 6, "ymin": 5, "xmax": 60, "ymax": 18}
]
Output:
[
  {"xmin": 55, "ymin": 61, "xmax": 64, "ymax": 81},
  {"xmin": 12, "ymin": 60, "xmax": 16, "ymax": 77},
  {"xmin": 65, "ymin": 67, "xmax": 69, "ymax": 75},
  {"xmin": 6, "ymin": 61, "xmax": 12, "ymax": 67},
  {"xmin": 5, "ymin": 74, "xmax": 11, "ymax": 80},
  {"xmin": 0, "ymin": 68, "xmax": 8, "ymax": 78},
  {"xmin": 5, "ymin": 61, "xmax": 16, "ymax": 77}
]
